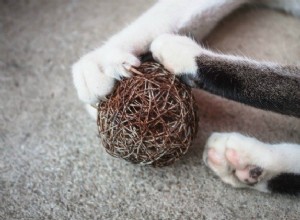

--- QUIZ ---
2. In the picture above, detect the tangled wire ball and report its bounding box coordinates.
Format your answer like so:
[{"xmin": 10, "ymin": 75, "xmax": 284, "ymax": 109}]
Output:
[{"xmin": 97, "ymin": 62, "xmax": 198, "ymax": 167}]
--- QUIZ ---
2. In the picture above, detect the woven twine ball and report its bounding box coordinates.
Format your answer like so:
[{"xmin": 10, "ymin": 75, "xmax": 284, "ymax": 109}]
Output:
[{"xmin": 97, "ymin": 62, "xmax": 199, "ymax": 167}]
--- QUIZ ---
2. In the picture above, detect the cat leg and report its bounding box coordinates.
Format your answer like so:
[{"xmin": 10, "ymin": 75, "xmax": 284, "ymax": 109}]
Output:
[
  {"xmin": 151, "ymin": 34, "xmax": 300, "ymax": 117},
  {"xmin": 203, "ymin": 132, "xmax": 300, "ymax": 194}
]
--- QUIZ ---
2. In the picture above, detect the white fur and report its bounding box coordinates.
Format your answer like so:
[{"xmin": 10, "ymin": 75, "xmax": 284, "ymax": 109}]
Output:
[
  {"xmin": 150, "ymin": 34, "xmax": 205, "ymax": 75},
  {"xmin": 72, "ymin": 48, "xmax": 138, "ymax": 104}
]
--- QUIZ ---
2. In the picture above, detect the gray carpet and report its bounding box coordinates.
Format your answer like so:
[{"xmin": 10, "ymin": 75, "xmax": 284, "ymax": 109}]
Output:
[{"xmin": 1, "ymin": 0, "xmax": 300, "ymax": 219}]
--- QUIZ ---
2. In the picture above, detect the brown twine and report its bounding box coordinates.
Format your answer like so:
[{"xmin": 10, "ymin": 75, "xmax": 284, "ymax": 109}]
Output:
[{"xmin": 97, "ymin": 62, "xmax": 199, "ymax": 167}]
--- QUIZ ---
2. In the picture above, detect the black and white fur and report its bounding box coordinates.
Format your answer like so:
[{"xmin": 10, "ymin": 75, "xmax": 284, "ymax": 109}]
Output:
[{"xmin": 72, "ymin": 0, "xmax": 300, "ymax": 194}]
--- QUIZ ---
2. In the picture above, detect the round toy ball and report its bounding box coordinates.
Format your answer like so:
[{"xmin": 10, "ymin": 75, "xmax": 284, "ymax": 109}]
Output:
[{"xmin": 97, "ymin": 62, "xmax": 198, "ymax": 167}]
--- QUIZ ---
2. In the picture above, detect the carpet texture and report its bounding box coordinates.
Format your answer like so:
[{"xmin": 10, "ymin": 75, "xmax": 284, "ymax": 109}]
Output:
[{"xmin": 1, "ymin": 0, "xmax": 300, "ymax": 219}]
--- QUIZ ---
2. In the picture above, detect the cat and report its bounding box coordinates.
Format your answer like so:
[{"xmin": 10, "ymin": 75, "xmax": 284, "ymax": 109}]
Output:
[{"xmin": 72, "ymin": 0, "xmax": 300, "ymax": 195}]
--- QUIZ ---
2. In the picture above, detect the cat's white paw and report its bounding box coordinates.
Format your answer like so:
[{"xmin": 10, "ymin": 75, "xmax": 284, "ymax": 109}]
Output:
[
  {"xmin": 203, "ymin": 132, "xmax": 273, "ymax": 192},
  {"xmin": 72, "ymin": 46, "xmax": 141, "ymax": 104},
  {"xmin": 150, "ymin": 34, "xmax": 208, "ymax": 75}
]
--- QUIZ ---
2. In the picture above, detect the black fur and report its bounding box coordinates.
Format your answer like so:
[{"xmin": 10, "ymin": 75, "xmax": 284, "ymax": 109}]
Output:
[
  {"xmin": 268, "ymin": 173, "xmax": 300, "ymax": 195},
  {"xmin": 181, "ymin": 55, "xmax": 300, "ymax": 118}
]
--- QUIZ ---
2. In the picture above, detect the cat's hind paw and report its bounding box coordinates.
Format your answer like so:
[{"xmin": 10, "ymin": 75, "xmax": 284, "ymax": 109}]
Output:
[{"xmin": 203, "ymin": 132, "xmax": 275, "ymax": 192}]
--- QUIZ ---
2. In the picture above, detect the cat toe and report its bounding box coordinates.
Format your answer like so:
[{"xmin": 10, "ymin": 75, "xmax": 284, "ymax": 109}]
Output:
[{"xmin": 204, "ymin": 132, "xmax": 268, "ymax": 189}]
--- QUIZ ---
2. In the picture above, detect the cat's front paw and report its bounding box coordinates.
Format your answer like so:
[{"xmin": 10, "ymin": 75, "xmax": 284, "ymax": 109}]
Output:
[
  {"xmin": 150, "ymin": 34, "xmax": 208, "ymax": 75},
  {"xmin": 72, "ymin": 46, "xmax": 141, "ymax": 104},
  {"xmin": 203, "ymin": 132, "xmax": 273, "ymax": 192}
]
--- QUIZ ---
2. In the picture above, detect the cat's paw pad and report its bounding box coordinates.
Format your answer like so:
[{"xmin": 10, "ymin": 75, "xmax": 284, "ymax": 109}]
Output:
[
  {"xmin": 203, "ymin": 133, "xmax": 266, "ymax": 188},
  {"xmin": 72, "ymin": 47, "xmax": 140, "ymax": 104},
  {"xmin": 150, "ymin": 34, "xmax": 205, "ymax": 75}
]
